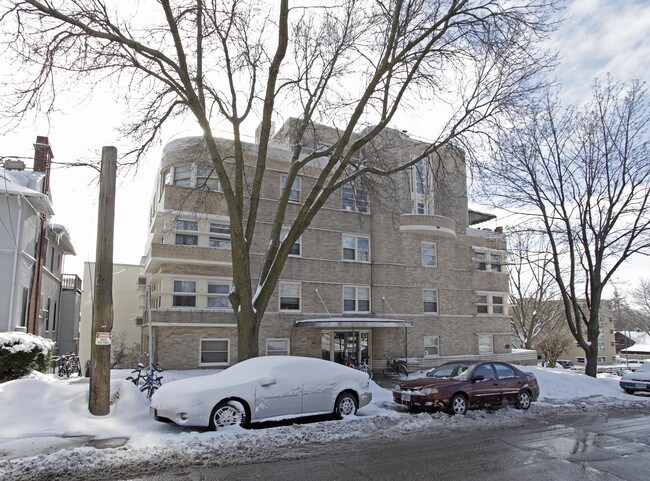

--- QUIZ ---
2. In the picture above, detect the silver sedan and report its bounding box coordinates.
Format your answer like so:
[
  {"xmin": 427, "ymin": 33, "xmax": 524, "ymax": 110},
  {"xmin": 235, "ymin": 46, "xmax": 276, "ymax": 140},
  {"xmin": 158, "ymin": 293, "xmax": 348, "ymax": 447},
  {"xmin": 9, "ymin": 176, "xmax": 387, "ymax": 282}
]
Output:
[{"xmin": 150, "ymin": 356, "xmax": 372, "ymax": 430}]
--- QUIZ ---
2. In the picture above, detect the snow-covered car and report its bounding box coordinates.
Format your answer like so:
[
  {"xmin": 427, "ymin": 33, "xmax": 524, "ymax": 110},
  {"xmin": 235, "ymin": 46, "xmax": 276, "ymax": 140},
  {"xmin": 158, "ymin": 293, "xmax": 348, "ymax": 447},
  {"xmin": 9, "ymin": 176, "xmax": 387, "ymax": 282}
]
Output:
[
  {"xmin": 150, "ymin": 356, "xmax": 372, "ymax": 430},
  {"xmin": 393, "ymin": 361, "xmax": 539, "ymax": 415},
  {"xmin": 624, "ymin": 360, "xmax": 648, "ymax": 371},
  {"xmin": 619, "ymin": 362, "xmax": 650, "ymax": 394}
]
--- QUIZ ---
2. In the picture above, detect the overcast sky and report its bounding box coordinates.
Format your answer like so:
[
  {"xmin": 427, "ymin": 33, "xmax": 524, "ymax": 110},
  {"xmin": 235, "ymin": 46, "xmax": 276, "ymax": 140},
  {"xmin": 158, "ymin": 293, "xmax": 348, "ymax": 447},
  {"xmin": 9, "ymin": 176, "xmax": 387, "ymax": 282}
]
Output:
[{"xmin": 0, "ymin": 0, "xmax": 648, "ymax": 295}]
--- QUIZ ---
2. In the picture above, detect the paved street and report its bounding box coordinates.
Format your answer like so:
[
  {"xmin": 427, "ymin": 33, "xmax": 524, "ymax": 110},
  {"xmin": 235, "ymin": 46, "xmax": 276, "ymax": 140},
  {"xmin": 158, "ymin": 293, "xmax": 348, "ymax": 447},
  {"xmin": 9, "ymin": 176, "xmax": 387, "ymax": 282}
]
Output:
[{"xmin": 129, "ymin": 407, "xmax": 650, "ymax": 481}]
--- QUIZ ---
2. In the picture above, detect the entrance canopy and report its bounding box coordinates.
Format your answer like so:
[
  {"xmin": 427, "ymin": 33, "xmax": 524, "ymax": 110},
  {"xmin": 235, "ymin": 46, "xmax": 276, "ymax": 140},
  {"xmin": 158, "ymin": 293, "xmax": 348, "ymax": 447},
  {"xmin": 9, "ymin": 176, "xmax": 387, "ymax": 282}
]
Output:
[{"xmin": 294, "ymin": 318, "xmax": 413, "ymax": 329}]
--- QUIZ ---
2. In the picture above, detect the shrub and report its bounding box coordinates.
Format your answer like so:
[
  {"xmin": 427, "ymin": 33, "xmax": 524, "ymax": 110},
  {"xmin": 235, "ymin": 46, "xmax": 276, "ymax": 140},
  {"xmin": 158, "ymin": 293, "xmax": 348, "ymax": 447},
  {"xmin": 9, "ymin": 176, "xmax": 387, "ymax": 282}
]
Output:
[{"xmin": 0, "ymin": 332, "xmax": 55, "ymax": 383}]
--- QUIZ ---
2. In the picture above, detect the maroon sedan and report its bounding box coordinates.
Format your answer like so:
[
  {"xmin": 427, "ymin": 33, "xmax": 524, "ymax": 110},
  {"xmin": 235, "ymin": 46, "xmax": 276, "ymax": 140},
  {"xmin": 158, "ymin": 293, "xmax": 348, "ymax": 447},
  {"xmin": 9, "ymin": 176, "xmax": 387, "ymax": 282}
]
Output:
[{"xmin": 393, "ymin": 361, "xmax": 539, "ymax": 415}]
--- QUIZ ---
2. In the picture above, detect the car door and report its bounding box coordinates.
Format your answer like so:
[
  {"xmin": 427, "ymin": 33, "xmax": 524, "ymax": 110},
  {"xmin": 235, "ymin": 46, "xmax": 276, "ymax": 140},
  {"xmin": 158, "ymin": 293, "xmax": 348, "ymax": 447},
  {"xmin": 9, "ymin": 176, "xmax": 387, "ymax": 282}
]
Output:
[
  {"xmin": 254, "ymin": 364, "xmax": 302, "ymax": 420},
  {"xmin": 493, "ymin": 362, "xmax": 523, "ymax": 403},
  {"xmin": 302, "ymin": 364, "xmax": 339, "ymax": 414},
  {"xmin": 469, "ymin": 363, "xmax": 501, "ymax": 406}
]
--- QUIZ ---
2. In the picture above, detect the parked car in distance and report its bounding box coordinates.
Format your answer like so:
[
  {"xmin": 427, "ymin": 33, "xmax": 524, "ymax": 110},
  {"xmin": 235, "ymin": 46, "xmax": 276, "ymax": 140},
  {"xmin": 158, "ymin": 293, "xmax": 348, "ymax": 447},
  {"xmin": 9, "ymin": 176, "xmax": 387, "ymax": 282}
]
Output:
[
  {"xmin": 625, "ymin": 359, "xmax": 648, "ymax": 371},
  {"xmin": 557, "ymin": 360, "xmax": 574, "ymax": 369},
  {"xmin": 150, "ymin": 356, "xmax": 372, "ymax": 430},
  {"xmin": 393, "ymin": 361, "xmax": 540, "ymax": 415},
  {"xmin": 620, "ymin": 362, "xmax": 650, "ymax": 394}
]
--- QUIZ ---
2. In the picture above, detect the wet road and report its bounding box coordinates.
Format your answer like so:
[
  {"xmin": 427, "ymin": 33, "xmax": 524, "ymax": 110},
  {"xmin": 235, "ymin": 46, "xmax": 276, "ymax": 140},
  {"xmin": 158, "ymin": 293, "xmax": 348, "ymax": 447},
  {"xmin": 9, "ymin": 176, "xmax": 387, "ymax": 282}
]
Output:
[{"xmin": 132, "ymin": 408, "xmax": 650, "ymax": 481}]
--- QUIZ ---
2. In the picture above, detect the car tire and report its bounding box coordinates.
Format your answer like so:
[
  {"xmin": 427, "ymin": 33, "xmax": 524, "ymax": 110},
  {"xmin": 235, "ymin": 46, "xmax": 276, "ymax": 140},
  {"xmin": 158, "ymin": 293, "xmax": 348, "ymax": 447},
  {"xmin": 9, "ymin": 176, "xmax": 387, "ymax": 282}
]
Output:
[
  {"xmin": 624, "ymin": 388, "xmax": 636, "ymax": 395},
  {"xmin": 516, "ymin": 390, "xmax": 532, "ymax": 410},
  {"xmin": 209, "ymin": 400, "xmax": 249, "ymax": 430},
  {"xmin": 334, "ymin": 392, "xmax": 358, "ymax": 419},
  {"xmin": 448, "ymin": 394, "xmax": 467, "ymax": 415}
]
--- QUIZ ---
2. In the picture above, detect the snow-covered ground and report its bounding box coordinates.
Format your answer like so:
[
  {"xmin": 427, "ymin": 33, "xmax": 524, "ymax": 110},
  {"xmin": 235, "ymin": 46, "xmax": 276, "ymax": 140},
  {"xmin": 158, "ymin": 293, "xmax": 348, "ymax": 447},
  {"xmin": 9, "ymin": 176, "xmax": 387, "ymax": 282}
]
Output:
[{"xmin": 1, "ymin": 365, "xmax": 649, "ymax": 481}]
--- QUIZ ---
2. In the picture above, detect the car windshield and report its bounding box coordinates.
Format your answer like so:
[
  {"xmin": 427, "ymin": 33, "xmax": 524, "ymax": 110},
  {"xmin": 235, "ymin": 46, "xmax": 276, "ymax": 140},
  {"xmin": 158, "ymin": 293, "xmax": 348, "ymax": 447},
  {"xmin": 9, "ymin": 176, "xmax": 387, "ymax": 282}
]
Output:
[{"xmin": 425, "ymin": 363, "xmax": 474, "ymax": 379}]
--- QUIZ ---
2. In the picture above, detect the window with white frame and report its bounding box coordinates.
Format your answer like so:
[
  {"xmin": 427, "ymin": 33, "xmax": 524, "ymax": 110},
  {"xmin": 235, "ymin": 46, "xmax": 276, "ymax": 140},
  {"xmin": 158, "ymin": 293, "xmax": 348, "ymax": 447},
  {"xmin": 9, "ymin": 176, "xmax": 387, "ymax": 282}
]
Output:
[
  {"xmin": 173, "ymin": 164, "xmax": 192, "ymax": 187},
  {"xmin": 200, "ymin": 339, "xmax": 229, "ymax": 365},
  {"xmin": 341, "ymin": 187, "xmax": 368, "ymax": 213},
  {"xmin": 424, "ymin": 335, "xmax": 439, "ymax": 357},
  {"xmin": 343, "ymin": 285, "xmax": 370, "ymax": 313},
  {"xmin": 43, "ymin": 297, "xmax": 51, "ymax": 331},
  {"xmin": 175, "ymin": 233, "xmax": 198, "ymax": 245},
  {"xmin": 196, "ymin": 164, "xmax": 220, "ymax": 191},
  {"xmin": 281, "ymin": 227, "xmax": 302, "ymax": 257},
  {"xmin": 478, "ymin": 334, "xmax": 493, "ymax": 354},
  {"xmin": 280, "ymin": 175, "xmax": 301, "ymax": 203},
  {"xmin": 421, "ymin": 242, "xmax": 437, "ymax": 267},
  {"xmin": 279, "ymin": 282, "xmax": 301, "ymax": 311},
  {"xmin": 476, "ymin": 292, "xmax": 507, "ymax": 315},
  {"xmin": 207, "ymin": 281, "xmax": 230, "ymax": 309},
  {"xmin": 342, "ymin": 234, "xmax": 370, "ymax": 262},
  {"xmin": 209, "ymin": 222, "xmax": 231, "ymax": 249},
  {"xmin": 173, "ymin": 280, "xmax": 197, "ymax": 307},
  {"xmin": 473, "ymin": 249, "xmax": 504, "ymax": 272},
  {"xmin": 175, "ymin": 219, "xmax": 198, "ymax": 231},
  {"xmin": 423, "ymin": 289, "xmax": 438, "ymax": 313},
  {"xmin": 409, "ymin": 160, "xmax": 432, "ymax": 214},
  {"xmin": 266, "ymin": 338, "xmax": 290, "ymax": 356}
]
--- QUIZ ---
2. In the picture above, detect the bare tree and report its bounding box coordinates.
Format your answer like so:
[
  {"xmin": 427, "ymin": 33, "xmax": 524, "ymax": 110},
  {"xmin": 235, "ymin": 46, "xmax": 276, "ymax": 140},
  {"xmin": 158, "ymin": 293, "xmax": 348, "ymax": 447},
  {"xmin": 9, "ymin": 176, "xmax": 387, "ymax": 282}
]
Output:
[
  {"xmin": 508, "ymin": 230, "xmax": 564, "ymax": 349},
  {"xmin": 1, "ymin": 0, "xmax": 559, "ymax": 360},
  {"xmin": 534, "ymin": 328, "xmax": 572, "ymax": 368},
  {"xmin": 628, "ymin": 280, "xmax": 650, "ymax": 332},
  {"xmin": 483, "ymin": 79, "xmax": 650, "ymax": 377}
]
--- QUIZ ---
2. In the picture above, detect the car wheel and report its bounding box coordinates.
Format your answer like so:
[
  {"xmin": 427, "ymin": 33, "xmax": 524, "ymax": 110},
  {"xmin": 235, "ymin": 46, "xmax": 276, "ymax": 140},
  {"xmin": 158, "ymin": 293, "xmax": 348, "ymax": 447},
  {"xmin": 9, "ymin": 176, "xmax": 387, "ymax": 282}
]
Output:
[
  {"xmin": 448, "ymin": 394, "xmax": 467, "ymax": 415},
  {"xmin": 624, "ymin": 388, "xmax": 636, "ymax": 395},
  {"xmin": 334, "ymin": 392, "xmax": 358, "ymax": 419},
  {"xmin": 210, "ymin": 400, "xmax": 248, "ymax": 430},
  {"xmin": 516, "ymin": 391, "xmax": 531, "ymax": 410}
]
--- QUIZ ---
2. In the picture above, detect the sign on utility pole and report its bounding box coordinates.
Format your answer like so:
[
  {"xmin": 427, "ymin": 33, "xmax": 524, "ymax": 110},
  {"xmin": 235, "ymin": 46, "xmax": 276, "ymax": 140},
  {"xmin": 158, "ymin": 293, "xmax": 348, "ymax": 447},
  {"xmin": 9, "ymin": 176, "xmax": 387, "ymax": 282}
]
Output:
[{"xmin": 89, "ymin": 146, "xmax": 117, "ymax": 416}]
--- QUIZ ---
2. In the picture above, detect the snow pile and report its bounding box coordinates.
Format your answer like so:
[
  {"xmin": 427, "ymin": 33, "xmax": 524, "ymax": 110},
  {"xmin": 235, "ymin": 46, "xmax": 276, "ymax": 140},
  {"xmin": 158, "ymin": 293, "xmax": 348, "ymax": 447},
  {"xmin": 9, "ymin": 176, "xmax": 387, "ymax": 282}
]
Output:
[
  {"xmin": 0, "ymin": 332, "xmax": 54, "ymax": 355},
  {"xmin": 0, "ymin": 365, "xmax": 649, "ymax": 481}
]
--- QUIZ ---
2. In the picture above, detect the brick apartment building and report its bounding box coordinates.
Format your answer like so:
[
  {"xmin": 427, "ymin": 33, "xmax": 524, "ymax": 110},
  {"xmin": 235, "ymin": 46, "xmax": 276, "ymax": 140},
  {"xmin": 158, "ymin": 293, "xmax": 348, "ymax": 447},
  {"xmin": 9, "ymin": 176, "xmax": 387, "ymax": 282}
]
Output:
[{"xmin": 140, "ymin": 121, "xmax": 533, "ymax": 370}]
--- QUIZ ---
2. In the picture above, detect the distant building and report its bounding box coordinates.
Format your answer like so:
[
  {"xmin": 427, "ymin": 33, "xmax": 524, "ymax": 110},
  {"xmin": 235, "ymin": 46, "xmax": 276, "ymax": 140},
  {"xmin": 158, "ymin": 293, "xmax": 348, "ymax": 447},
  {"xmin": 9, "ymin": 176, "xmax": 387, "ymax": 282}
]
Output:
[
  {"xmin": 139, "ymin": 120, "xmax": 535, "ymax": 370},
  {"xmin": 617, "ymin": 330, "xmax": 650, "ymax": 360}
]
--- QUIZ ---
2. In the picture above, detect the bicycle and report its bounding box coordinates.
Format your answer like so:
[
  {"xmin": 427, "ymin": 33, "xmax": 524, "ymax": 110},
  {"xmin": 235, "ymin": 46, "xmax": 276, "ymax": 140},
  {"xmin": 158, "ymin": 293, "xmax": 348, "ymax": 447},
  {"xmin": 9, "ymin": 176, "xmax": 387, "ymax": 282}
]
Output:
[
  {"xmin": 126, "ymin": 363, "xmax": 146, "ymax": 385},
  {"xmin": 57, "ymin": 353, "xmax": 81, "ymax": 378},
  {"xmin": 358, "ymin": 359, "xmax": 373, "ymax": 380},
  {"xmin": 140, "ymin": 369, "xmax": 163, "ymax": 399},
  {"xmin": 382, "ymin": 358, "xmax": 409, "ymax": 378}
]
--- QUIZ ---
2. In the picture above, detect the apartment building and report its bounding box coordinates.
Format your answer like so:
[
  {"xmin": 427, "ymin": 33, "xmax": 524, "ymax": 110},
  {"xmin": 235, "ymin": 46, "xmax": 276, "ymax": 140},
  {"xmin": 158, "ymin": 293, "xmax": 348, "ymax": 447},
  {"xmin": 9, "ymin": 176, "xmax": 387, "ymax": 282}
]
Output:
[{"xmin": 141, "ymin": 121, "xmax": 530, "ymax": 370}]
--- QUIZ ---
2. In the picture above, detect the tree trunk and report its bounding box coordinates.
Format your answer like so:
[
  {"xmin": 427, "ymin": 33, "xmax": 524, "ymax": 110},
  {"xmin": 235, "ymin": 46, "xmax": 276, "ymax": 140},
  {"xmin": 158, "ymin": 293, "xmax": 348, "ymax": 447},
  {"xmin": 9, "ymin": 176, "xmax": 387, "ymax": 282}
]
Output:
[{"xmin": 236, "ymin": 309, "xmax": 260, "ymax": 360}]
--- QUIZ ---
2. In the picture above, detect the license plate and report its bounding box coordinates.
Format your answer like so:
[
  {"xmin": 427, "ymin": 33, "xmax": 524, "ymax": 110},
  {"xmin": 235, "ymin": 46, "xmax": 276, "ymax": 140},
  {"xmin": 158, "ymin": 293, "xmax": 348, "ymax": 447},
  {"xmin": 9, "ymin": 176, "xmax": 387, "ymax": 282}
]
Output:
[
  {"xmin": 635, "ymin": 383, "xmax": 646, "ymax": 389},
  {"xmin": 401, "ymin": 392, "xmax": 411, "ymax": 402}
]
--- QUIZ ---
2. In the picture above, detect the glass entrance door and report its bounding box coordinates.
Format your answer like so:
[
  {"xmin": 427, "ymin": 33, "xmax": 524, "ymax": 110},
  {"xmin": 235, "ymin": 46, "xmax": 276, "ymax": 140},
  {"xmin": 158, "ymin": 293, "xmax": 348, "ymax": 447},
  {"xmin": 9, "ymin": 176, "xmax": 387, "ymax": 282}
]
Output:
[{"xmin": 321, "ymin": 331, "xmax": 370, "ymax": 366}]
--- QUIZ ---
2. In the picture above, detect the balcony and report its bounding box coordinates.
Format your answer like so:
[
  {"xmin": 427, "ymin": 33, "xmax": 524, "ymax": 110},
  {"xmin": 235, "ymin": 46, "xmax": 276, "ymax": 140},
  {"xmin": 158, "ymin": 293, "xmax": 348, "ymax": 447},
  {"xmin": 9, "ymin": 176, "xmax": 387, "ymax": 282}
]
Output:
[
  {"xmin": 399, "ymin": 214, "xmax": 456, "ymax": 238},
  {"xmin": 145, "ymin": 243, "xmax": 232, "ymax": 271},
  {"xmin": 61, "ymin": 274, "xmax": 82, "ymax": 291}
]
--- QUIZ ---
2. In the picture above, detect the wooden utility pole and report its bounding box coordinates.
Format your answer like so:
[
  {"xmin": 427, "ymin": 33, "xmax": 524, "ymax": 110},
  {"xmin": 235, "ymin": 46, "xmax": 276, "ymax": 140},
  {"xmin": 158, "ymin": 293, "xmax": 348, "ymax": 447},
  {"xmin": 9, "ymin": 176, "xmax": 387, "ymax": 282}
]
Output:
[{"xmin": 89, "ymin": 146, "xmax": 117, "ymax": 416}]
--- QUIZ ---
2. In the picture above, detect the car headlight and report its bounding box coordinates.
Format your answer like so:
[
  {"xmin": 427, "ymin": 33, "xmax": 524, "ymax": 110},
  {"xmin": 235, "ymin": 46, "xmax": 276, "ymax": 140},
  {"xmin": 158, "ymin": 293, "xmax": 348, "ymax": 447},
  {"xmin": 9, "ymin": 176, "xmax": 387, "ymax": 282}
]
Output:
[{"xmin": 420, "ymin": 388, "xmax": 438, "ymax": 395}]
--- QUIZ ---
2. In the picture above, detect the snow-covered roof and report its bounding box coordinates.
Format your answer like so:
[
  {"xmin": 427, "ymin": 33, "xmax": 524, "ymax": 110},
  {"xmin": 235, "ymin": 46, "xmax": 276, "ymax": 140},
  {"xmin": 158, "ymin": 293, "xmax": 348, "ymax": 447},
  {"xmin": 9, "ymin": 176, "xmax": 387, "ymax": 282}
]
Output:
[
  {"xmin": 0, "ymin": 167, "xmax": 54, "ymax": 215},
  {"xmin": 620, "ymin": 343, "xmax": 650, "ymax": 354},
  {"xmin": 618, "ymin": 331, "xmax": 650, "ymax": 344}
]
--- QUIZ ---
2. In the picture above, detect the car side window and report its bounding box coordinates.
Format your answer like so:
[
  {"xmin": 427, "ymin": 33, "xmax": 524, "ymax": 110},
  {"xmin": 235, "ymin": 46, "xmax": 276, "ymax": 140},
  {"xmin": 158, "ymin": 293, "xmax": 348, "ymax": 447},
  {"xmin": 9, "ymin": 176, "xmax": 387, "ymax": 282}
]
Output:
[
  {"xmin": 474, "ymin": 364, "xmax": 496, "ymax": 381},
  {"xmin": 494, "ymin": 363, "xmax": 516, "ymax": 379}
]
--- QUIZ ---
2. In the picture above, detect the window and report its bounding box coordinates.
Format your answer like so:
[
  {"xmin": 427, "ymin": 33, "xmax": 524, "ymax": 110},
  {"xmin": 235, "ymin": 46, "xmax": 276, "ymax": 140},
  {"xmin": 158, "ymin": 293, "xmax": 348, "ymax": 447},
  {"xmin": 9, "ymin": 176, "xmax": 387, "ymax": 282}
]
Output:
[
  {"xmin": 342, "ymin": 234, "xmax": 370, "ymax": 262},
  {"xmin": 196, "ymin": 164, "xmax": 220, "ymax": 191},
  {"xmin": 200, "ymin": 339, "xmax": 229, "ymax": 365},
  {"xmin": 266, "ymin": 339, "xmax": 290, "ymax": 356},
  {"xmin": 207, "ymin": 282, "xmax": 230, "ymax": 309},
  {"xmin": 341, "ymin": 187, "xmax": 368, "ymax": 213},
  {"xmin": 598, "ymin": 341, "xmax": 605, "ymax": 351},
  {"xmin": 280, "ymin": 175, "xmax": 301, "ymax": 203},
  {"xmin": 209, "ymin": 238, "xmax": 231, "ymax": 249},
  {"xmin": 474, "ymin": 250, "xmax": 505, "ymax": 272},
  {"xmin": 175, "ymin": 234, "xmax": 198, "ymax": 245},
  {"xmin": 173, "ymin": 164, "xmax": 192, "ymax": 187},
  {"xmin": 52, "ymin": 301, "xmax": 57, "ymax": 332},
  {"xmin": 576, "ymin": 357, "xmax": 585, "ymax": 364},
  {"xmin": 423, "ymin": 289, "xmax": 438, "ymax": 313},
  {"xmin": 279, "ymin": 282, "xmax": 301, "ymax": 311},
  {"xmin": 210, "ymin": 223, "xmax": 230, "ymax": 235},
  {"xmin": 474, "ymin": 363, "xmax": 496, "ymax": 379},
  {"xmin": 597, "ymin": 356, "xmax": 606, "ymax": 363},
  {"xmin": 43, "ymin": 297, "xmax": 51, "ymax": 331},
  {"xmin": 175, "ymin": 219, "xmax": 198, "ymax": 231},
  {"xmin": 424, "ymin": 336, "xmax": 439, "ymax": 357},
  {"xmin": 421, "ymin": 242, "xmax": 437, "ymax": 267},
  {"xmin": 173, "ymin": 280, "xmax": 196, "ymax": 307},
  {"xmin": 20, "ymin": 287, "xmax": 29, "ymax": 328},
  {"xmin": 409, "ymin": 160, "xmax": 432, "ymax": 214},
  {"xmin": 281, "ymin": 227, "xmax": 302, "ymax": 257},
  {"xmin": 476, "ymin": 293, "xmax": 507, "ymax": 315},
  {"xmin": 209, "ymin": 222, "xmax": 231, "ymax": 249},
  {"xmin": 494, "ymin": 363, "xmax": 516, "ymax": 378},
  {"xmin": 478, "ymin": 335, "xmax": 493, "ymax": 354},
  {"xmin": 343, "ymin": 285, "xmax": 370, "ymax": 313}
]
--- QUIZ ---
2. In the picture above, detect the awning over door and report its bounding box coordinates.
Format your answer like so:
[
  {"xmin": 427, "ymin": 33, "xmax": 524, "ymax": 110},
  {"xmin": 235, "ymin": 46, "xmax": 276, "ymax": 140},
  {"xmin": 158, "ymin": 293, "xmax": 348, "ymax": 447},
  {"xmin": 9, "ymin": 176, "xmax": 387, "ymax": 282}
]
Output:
[{"xmin": 294, "ymin": 318, "xmax": 413, "ymax": 329}]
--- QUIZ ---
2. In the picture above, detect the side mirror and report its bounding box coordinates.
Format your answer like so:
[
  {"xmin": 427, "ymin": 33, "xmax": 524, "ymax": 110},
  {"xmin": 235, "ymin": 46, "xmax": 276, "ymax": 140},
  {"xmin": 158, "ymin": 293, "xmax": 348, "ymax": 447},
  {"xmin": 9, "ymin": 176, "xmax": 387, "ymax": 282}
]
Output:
[
  {"xmin": 472, "ymin": 374, "xmax": 485, "ymax": 383},
  {"xmin": 259, "ymin": 377, "xmax": 276, "ymax": 387}
]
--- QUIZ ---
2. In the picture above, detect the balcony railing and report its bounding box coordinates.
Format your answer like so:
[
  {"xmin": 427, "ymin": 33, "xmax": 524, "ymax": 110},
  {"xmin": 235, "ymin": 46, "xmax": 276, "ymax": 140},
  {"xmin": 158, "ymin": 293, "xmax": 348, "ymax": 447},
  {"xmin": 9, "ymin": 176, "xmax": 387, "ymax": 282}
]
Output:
[
  {"xmin": 399, "ymin": 214, "xmax": 457, "ymax": 238},
  {"xmin": 61, "ymin": 274, "xmax": 82, "ymax": 291}
]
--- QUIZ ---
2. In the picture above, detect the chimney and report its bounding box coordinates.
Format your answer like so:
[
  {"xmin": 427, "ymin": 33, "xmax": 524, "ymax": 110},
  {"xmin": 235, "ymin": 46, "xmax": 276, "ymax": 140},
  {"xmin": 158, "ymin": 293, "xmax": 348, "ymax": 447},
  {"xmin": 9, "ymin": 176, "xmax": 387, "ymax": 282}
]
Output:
[
  {"xmin": 33, "ymin": 136, "xmax": 53, "ymax": 174},
  {"xmin": 495, "ymin": 226, "xmax": 503, "ymax": 233},
  {"xmin": 4, "ymin": 159, "xmax": 26, "ymax": 171}
]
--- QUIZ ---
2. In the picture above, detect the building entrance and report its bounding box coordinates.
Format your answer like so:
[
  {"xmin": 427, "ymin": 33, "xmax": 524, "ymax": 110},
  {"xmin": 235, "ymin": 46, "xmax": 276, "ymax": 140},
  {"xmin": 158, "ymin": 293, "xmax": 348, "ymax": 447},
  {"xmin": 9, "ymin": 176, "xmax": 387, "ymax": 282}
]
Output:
[{"xmin": 321, "ymin": 330, "xmax": 370, "ymax": 366}]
